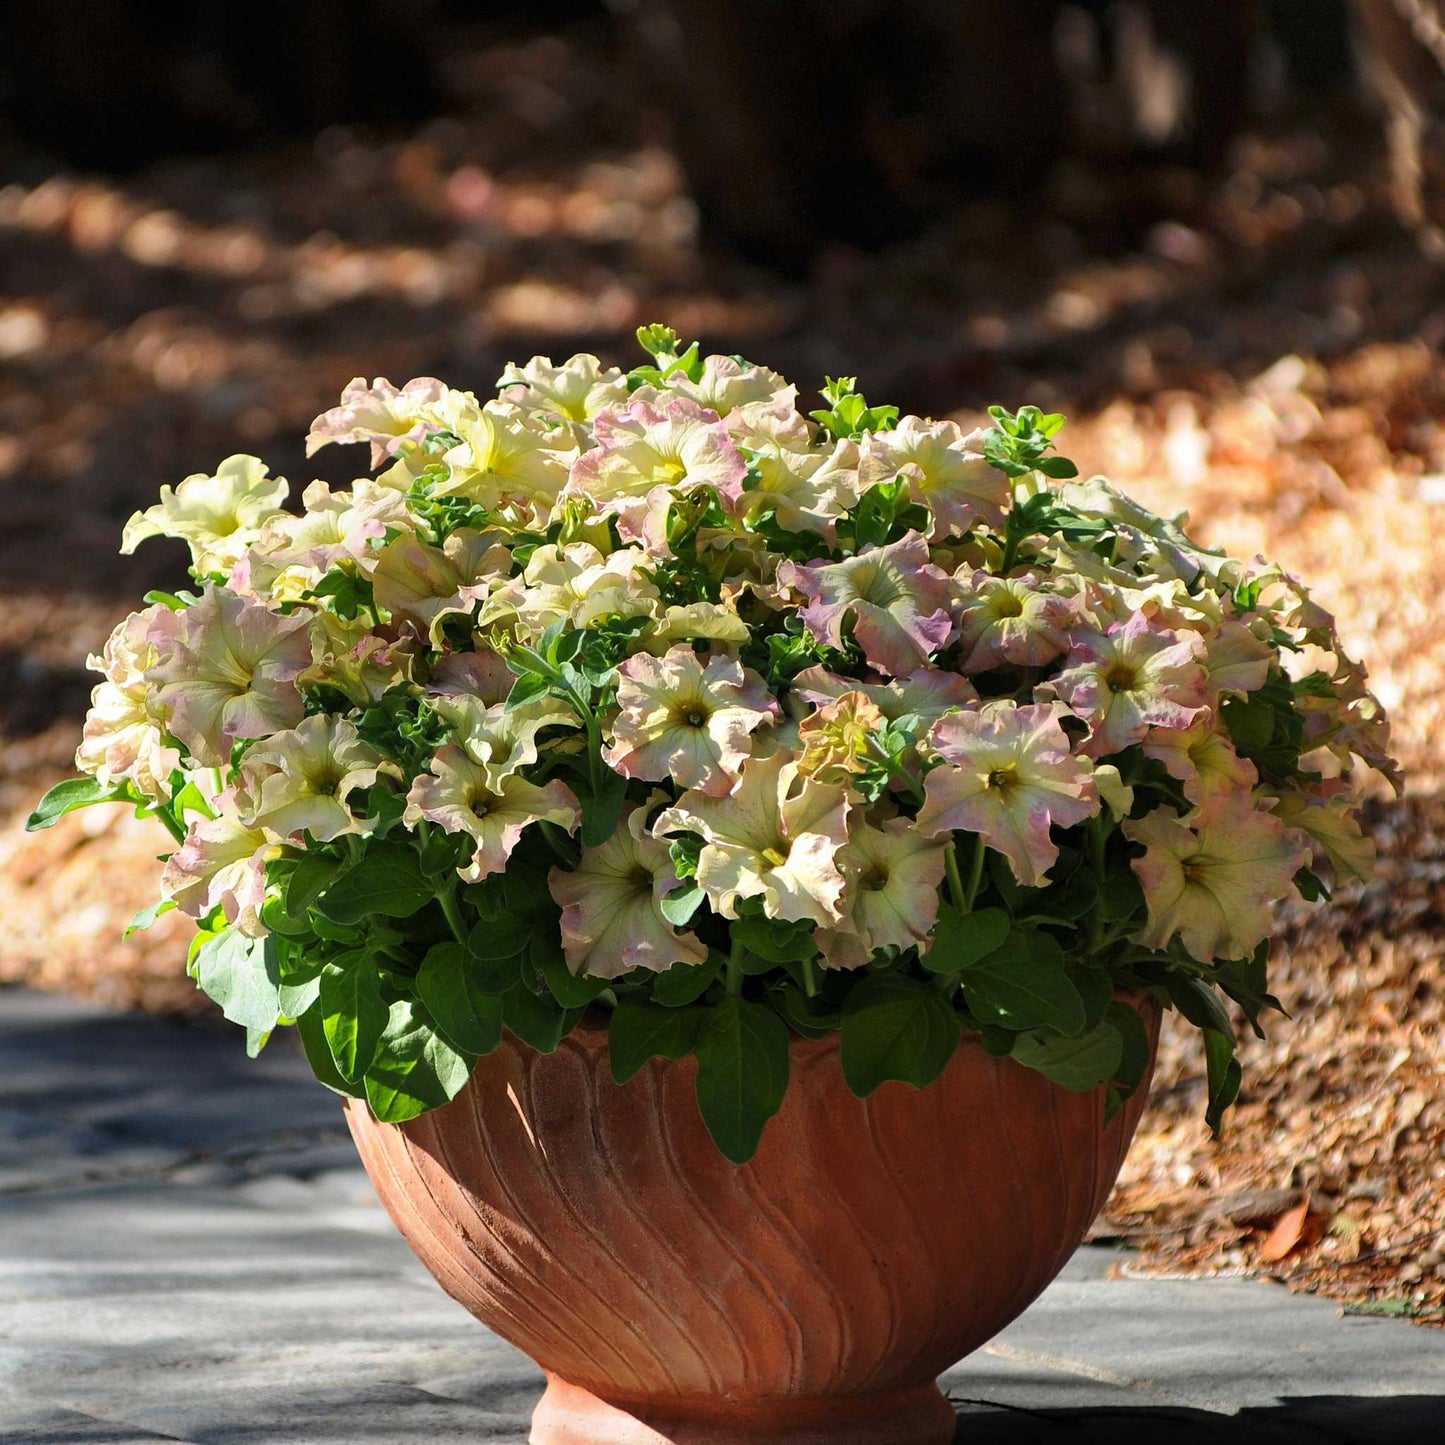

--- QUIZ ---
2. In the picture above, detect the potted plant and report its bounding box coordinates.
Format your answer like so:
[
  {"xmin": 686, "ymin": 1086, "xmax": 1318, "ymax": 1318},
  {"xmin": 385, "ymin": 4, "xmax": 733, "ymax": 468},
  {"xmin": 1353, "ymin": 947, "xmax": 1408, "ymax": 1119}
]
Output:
[{"xmin": 34, "ymin": 327, "xmax": 1396, "ymax": 1444}]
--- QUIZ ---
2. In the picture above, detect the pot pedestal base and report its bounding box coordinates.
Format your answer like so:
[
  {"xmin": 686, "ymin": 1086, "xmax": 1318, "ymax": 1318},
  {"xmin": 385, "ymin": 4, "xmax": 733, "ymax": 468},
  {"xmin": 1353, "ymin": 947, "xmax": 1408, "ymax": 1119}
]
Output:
[{"xmin": 530, "ymin": 1375, "xmax": 957, "ymax": 1445}]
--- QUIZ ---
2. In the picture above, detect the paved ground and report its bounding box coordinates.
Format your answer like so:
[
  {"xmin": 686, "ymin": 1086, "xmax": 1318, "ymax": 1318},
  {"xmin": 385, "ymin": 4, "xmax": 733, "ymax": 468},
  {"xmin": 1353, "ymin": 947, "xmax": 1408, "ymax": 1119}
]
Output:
[{"xmin": 1, "ymin": 985, "xmax": 1441, "ymax": 1445}]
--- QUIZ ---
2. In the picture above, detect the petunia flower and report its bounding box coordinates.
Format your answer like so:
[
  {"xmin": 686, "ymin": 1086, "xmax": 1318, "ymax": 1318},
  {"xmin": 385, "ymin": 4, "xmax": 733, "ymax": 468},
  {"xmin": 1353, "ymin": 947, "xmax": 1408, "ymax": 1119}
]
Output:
[
  {"xmin": 1201, "ymin": 619, "xmax": 1273, "ymax": 698},
  {"xmin": 146, "ymin": 587, "xmax": 312, "ymax": 766},
  {"xmin": 603, "ymin": 646, "xmax": 776, "ymax": 797},
  {"xmin": 860, "ymin": 416, "xmax": 1009, "ymax": 538},
  {"xmin": 160, "ymin": 789, "xmax": 278, "ymax": 937},
  {"xmin": 426, "ymin": 648, "xmax": 515, "ymax": 704},
  {"xmin": 653, "ymin": 749, "xmax": 851, "ymax": 925},
  {"xmin": 370, "ymin": 530, "xmax": 511, "ymax": 640},
  {"xmin": 121, "ymin": 455, "xmax": 289, "ymax": 575},
  {"xmin": 403, "ymin": 747, "xmax": 580, "ymax": 882},
  {"xmin": 305, "ymin": 375, "xmax": 449, "ymax": 466},
  {"xmin": 432, "ymin": 694, "xmax": 576, "ymax": 791},
  {"xmin": 917, "ymin": 702, "xmax": 1099, "ymax": 886},
  {"xmin": 791, "ymin": 665, "xmax": 978, "ymax": 726},
  {"xmin": 565, "ymin": 398, "xmax": 747, "ymax": 548},
  {"xmin": 237, "ymin": 714, "xmax": 400, "ymax": 842},
  {"xmin": 642, "ymin": 601, "xmax": 752, "ymax": 648},
  {"xmin": 298, "ymin": 621, "xmax": 417, "ymax": 708},
  {"xmin": 548, "ymin": 802, "xmax": 708, "ymax": 979},
  {"xmin": 485, "ymin": 541, "xmax": 659, "ymax": 640},
  {"xmin": 1270, "ymin": 787, "xmax": 1375, "ymax": 884},
  {"xmin": 76, "ymin": 606, "xmax": 182, "ymax": 802},
  {"xmin": 497, "ymin": 352, "xmax": 629, "ymax": 424},
  {"xmin": 438, "ymin": 399, "xmax": 576, "ymax": 526},
  {"xmin": 1122, "ymin": 795, "xmax": 1308, "ymax": 962},
  {"xmin": 796, "ymin": 691, "xmax": 887, "ymax": 784},
  {"xmin": 732, "ymin": 410, "xmax": 861, "ymax": 541},
  {"xmin": 780, "ymin": 531, "xmax": 956, "ymax": 677},
  {"xmin": 817, "ymin": 815, "xmax": 948, "ymax": 969},
  {"xmin": 1143, "ymin": 720, "xmax": 1258, "ymax": 806},
  {"xmin": 659, "ymin": 354, "xmax": 794, "ymax": 421},
  {"xmin": 953, "ymin": 570, "xmax": 1075, "ymax": 673},
  {"xmin": 1048, "ymin": 611, "xmax": 1210, "ymax": 758},
  {"xmin": 252, "ymin": 479, "xmax": 413, "ymax": 578}
]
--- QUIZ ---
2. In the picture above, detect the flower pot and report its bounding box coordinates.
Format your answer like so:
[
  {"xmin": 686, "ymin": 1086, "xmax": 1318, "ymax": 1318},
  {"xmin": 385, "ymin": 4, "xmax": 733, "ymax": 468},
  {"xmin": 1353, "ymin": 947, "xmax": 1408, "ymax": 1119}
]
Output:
[{"xmin": 345, "ymin": 995, "xmax": 1161, "ymax": 1445}]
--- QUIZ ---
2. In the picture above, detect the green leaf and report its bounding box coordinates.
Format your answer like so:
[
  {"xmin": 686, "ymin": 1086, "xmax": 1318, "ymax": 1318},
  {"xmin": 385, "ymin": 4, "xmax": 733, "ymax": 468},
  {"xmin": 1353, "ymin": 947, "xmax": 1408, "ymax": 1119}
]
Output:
[
  {"xmin": 124, "ymin": 900, "xmax": 175, "ymax": 938},
  {"xmin": 1109, "ymin": 999, "xmax": 1153, "ymax": 1093},
  {"xmin": 278, "ymin": 968, "xmax": 322, "ymax": 1020},
  {"xmin": 659, "ymin": 884, "xmax": 705, "ymax": 928},
  {"xmin": 922, "ymin": 905, "xmax": 1010, "ymax": 975},
  {"xmin": 729, "ymin": 916, "xmax": 818, "ymax": 964},
  {"xmin": 650, "ymin": 953, "xmax": 721, "ymax": 1007},
  {"xmin": 955, "ymin": 928, "xmax": 1087, "ymax": 1035},
  {"xmin": 245, "ymin": 1024, "xmax": 273, "ymax": 1058},
  {"xmin": 1163, "ymin": 973, "xmax": 1235, "ymax": 1036},
  {"xmin": 285, "ymin": 853, "xmax": 343, "ymax": 919},
  {"xmin": 580, "ymin": 769, "xmax": 628, "ymax": 848},
  {"xmin": 320, "ymin": 956, "xmax": 389, "ymax": 1082},
  {"xmin": 503, "ymin": 985, "xmax": 579, "ymax": 1054},
  {"xmin": 316, "ymin": 844, "xmax": 436, "ymax": 924},
  {"xmin": 608, "ymin": 1000, "xmax": 702, "ymax": 1085},
  {"xmin": 363, "ymin": 1000, "xmax": 476, "ymax": 1123},
  {"xmin": 416, "ymin": 941, "xmax": 505, "ymax": 1056},
  {"xmin": 537, "ymin": 947, "xmax": 609, "ymax": 1009},
  {"xmin": 27, "ymin": 776, "xmax": 135, "ymax": 831},
  {"xmin": 194, "ymin": 931, "xmax": 282, "ymax": 1034},
  {"xmin": 840, "ymin": 973, "xmax": 961, "ymax": 1098},
  {"xmin": 1011, "ymin": 1020, "xmax": 1124, "ymax": 1092},
  {"xmin": 296, "ymin": 1004, "xmax": 365, "ymax": 1098},
  {"xmin": 693, "ymin": 996, "xmax": 790, "ymax": 1164},
  {"xmin": 466, "ymin": 912, "xmax": 532, "ymax": 965},
  {"xmin": 1203, "ymin": 1027, "xmax": 1242, "ymax": 1134}
]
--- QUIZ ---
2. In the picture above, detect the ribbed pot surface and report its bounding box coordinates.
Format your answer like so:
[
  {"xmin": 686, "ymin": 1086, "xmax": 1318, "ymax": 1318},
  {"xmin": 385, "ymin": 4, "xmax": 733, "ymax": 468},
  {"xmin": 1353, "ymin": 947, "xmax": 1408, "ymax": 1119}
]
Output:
[{"xmin": 346, "ymin": 996, "xmax": 1160, "ymax": 1444}]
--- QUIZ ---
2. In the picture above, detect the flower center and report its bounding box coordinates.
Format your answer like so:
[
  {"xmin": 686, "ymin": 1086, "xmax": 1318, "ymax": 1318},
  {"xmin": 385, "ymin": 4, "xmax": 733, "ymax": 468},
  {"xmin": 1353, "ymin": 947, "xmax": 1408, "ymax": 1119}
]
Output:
[
  {"xmin": 859, "ymin": 868, "xmax": 888, "ymax": 892},
  {"xmin": 760, "ymin": 846, "xmax": 788, "ymax": 868},
  {"xmin": 985, "ymin": 766, "xmax": 1018, "ymax": 791},
  {"xmin": 1181, "ymin": 855, "xmax": 1206, "ymax": 885},
  {"xmin": 1104, "ymin": 662, "xmax": 1138, "ymax": 694},
  {"xmin": 988, "ymin": 592, "xmax": 1025, "ymax": 619}
]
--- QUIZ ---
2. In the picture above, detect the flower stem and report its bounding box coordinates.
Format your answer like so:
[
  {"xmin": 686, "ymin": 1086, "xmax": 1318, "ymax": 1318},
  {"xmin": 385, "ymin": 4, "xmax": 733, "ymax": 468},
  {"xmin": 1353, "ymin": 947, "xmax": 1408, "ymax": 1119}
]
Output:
[
  {"xmin": 963, "ymin": 833, "xmax": 986, "ymax": 912},
  {"xmin": 801, "ymin": 952, "xmax": 819, "ymax": 999},
  {"xmin": 944, "ymin": 840, "xmax": 967, "ymax": 911}
]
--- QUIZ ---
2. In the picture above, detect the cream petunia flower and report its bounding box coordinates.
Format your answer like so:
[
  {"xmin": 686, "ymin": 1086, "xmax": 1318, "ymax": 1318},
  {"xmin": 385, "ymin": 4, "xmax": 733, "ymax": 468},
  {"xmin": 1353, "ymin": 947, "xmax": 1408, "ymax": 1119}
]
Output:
[
  {"xmin": 122, "ymin": 455, "xmax": 289, "ymax": 575},
  {"xmin": 548, "ymin": 803, "xmax": 709, "ymax": 979},
  {"xmin": 732, "ymin": 410, "xmax": 861, "ymax": 541},
  {"xmin": 917, "ymin": 702, "xmax": 1099, "ymax": 886},
  {"xmin": 603, "ymin": 646, "xmax": 776, "ymax": 797},
  {"xmin": 431, "ymin": 694, "xmax": 576, "ymax": 792},
  {"xmin": 659, "ymin": 354, "xmax": 794, "ymax": 421},
  {"xmin": 1143, "ymin": 720, "xmax": 1258, "ymax": 806},
  {"xmin": 305, "ymin": 375, "xmax": 448, "ymax": 465},
  {"xmin": 485, "ymin": 541, "xmax": 659, "ymax": 640},
  {"xmin": 791, "ymin": 665, "xmax": 978, "ymax": 725},
  {"xmin": 146, "ymin": 587, "xmax": 311, "ymax": 766},
  {"xmin": 781, "ymin": 531, "xmax": 956, "ymax": 677},
  {"xmin": 653, "ymin": 749, "xmax": 851, "ymax": 925},
  {"xmin": 796, "ymin": 690, "xmax": 887, "ymax": 785},
  {"xmin": 438, "ymin": 398, "xmax": 577, "ymax": 526},
  {"xmin": 953, "ymin": 571, "xmax": 1075, "ymax": 673},
  {"xmin": 1049, "ymin": 611, "xmax": 1210, "ymax": 758},
  {"xmin": 160, "ymin": 789, "xmax": 279, "ymax": 937},
  {"xmin": 237, "ymin": 714, "xmax": 400, "ymax": 842},
  {"xmin": 860, "ymin": 416, "xmax": 1009, "ymax": 538},
  {"xmin": 817, "ymin": 815, "xmax": 948, "ymax": 969},
  {"xmin": 76, "ymin": 606, "xmax": 182, "ymax": 801},
  {"xmin": 498, "ymin": 352, "xmax": 629, "ymax": 424},
  {"xmin": 403, "ymin": 747, "xmax": 581, "ymax": 882},
  {"xmin": 370, "ymin": 529, "xmax": 511, "ymax": 640},
  {"xmin": 1123, "ymin": 795, "xmax": 1308, "ymax": 962},
  {"xmin": 1270, "ymin": 787, "xmax": 1375, "ymax": 884}
]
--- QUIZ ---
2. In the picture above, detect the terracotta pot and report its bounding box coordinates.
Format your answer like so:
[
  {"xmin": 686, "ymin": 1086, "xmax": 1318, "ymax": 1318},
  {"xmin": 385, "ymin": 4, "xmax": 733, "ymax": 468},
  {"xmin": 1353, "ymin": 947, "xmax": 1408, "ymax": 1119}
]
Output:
[{"xmin": 346, "ymin": 996, "xmax": 1160, "ymax": 1445}]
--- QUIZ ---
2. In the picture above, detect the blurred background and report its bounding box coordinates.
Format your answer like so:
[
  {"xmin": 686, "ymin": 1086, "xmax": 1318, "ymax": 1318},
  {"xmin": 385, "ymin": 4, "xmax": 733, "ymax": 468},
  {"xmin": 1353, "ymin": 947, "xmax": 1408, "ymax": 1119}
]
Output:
[{"xmin": 0, "ymin": 1, "xmax": 1441, "ymax": 1319}]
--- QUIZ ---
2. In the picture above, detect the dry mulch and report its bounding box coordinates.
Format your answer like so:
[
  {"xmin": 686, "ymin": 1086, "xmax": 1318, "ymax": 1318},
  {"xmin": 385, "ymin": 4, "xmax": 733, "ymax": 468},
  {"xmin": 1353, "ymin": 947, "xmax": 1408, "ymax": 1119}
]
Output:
[{"xmin": 0, "ymin": 24, "xmax": 1441, "ymax": 1321}]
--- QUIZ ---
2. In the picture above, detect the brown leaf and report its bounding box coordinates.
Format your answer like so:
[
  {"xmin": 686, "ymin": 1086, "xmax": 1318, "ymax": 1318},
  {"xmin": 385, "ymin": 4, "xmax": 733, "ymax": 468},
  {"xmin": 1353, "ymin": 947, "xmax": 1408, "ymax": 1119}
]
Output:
[{"xmin": 1259, "ymin": 1196, "xmax": 1314, "ymax": 1264}]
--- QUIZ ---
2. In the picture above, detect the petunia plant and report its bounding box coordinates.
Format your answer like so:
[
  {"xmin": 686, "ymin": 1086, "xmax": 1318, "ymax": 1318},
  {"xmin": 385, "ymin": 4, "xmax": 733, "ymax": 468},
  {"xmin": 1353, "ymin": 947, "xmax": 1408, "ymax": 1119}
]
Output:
[{"xmin": 34, "ymin": 326, "xmax": 1398, "ymax": 1162}]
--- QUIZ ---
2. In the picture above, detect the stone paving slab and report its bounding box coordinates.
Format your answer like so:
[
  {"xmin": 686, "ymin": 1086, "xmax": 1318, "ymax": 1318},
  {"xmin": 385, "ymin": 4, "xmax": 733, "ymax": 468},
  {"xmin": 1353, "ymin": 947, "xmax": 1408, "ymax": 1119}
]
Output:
[{"xmin": 2, "ymin": 985, "xmax": 1441, "ymax": 1444}]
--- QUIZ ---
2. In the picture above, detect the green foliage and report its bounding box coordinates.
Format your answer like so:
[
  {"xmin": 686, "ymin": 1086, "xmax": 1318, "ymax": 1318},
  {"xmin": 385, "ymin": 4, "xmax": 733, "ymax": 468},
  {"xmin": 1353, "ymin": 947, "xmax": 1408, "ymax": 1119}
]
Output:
[
  {"xmin": 809, "ymin": 376, "xmax": 899, "ymax": 441},
  {"xmin": 693, "ymin": 996, "xmax": 790, "ymax": 1165}
]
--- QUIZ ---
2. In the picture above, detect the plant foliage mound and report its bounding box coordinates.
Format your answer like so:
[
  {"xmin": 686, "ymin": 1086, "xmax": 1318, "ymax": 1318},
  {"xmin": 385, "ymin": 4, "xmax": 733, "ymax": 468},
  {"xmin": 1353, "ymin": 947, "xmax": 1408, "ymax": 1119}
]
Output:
[{"xmin": 34, "ymin": 326, "xmax": 1397, "ymax": 1161}]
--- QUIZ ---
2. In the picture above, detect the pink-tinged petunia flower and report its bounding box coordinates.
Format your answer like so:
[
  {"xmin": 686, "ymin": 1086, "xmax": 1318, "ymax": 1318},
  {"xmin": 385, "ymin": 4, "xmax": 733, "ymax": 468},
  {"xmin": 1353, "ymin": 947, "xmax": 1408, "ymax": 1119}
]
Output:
[
  {"xmin": 252, "ymin": 479, "xmax": 413, "ymax": 579},
  {"xmin": 161, "ymin": 789, "xmax": 278, "ymax": 937},
  {"xmin": 370, "ymin": 530, "xmax": 511, "ymax": 639},
  {"xmin": 817, "ymin": 815, "xmax": 948, "ymax": 969},
  {"xmin": 603, "ymin": 646, "xmax": 777, "ymax": 797},
  {"xmin": 497, "ymin": 352, "xmax": 628, "ymax": 424},
  {"xmin": 917, "ymin": 702, "xmax": 1099, "ymax": 886},
  {"xmin": 298, "ymin": 622, "xmax": 418, "ymax": 709},
  {"xmin": 791, "ymin": 665, "xmax": 978, "ymax": 725},
  {"xmin": 122, "ymin": 454, "xmax": 289, "ymax": 576},
  {"xmin": 659, "ymin": 354, "xmax": 794, "ymax": 421},
  {"xmin": 1143, "ymin": 720, "xmax": 1258, "ymax": 806},
  {"xmin": 483, "ymin": 541, "xmax": 660, "ymax": 641},
  {"xmin": 1122, "ymin": 795, "xmax": 1308, "ymax": 962},
  {"xmin": 653, "ymin": 750, "xmax": 851, "ymax": 925},
  {"xmin": 426, "ymin": 648, "xmax": 515, "ymax": 704},
  {"xmin": 403, "ymin": 748, "xmax": 580, "ymax": 882},
  {"xmin": 1048, "ymin": 611, "xmax": 1210, "ymax": 758},
  {"xmin": 1201, "ymin": 619, "xmax": 1273, "ymax": 698},
  {"xmin": 305, "ymin": 375, "xmax": 448, "ymax": 465},
  {"xmin": 860, "ymin": 416, "xmax": 1009, "ymax": 538},
  {"xmin": 565, "ymin": 398, "xmax": 747, "ymax": 548},
  {"xmin": 642, "ymin": 601, "xmax": 752, "ymax": 649},
  {"xmin": 780, "ymin": 531, "xmax": 956, "ymax": 677},
  {"xmin": 953, "ymin": 570, "xmax": 1075, "ymax": 673},
  {"xmin": 548, "ymin": 803, "xmax": 709, "ymax": 980},
  {"xmin": 796, "ymin": 691, "xmax": 887, "ymax": 785},
  {"xmin": 146, "ymin": 587, "xmax": 312, "ymax": 766},
  {"xmin": 1270, "ymin": 787, "xmax": 1375, "ymax": 884},
  {"xmin": 432, "ymin": 694, "xmax": 576, "ymax": 791},
  {"xmin": 237, "ymin": 715, "xmax": 400, "ymax": 843},
  {"xmin": 76, "ymin": 606, "xmax": 182, "ymax": 801}
]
